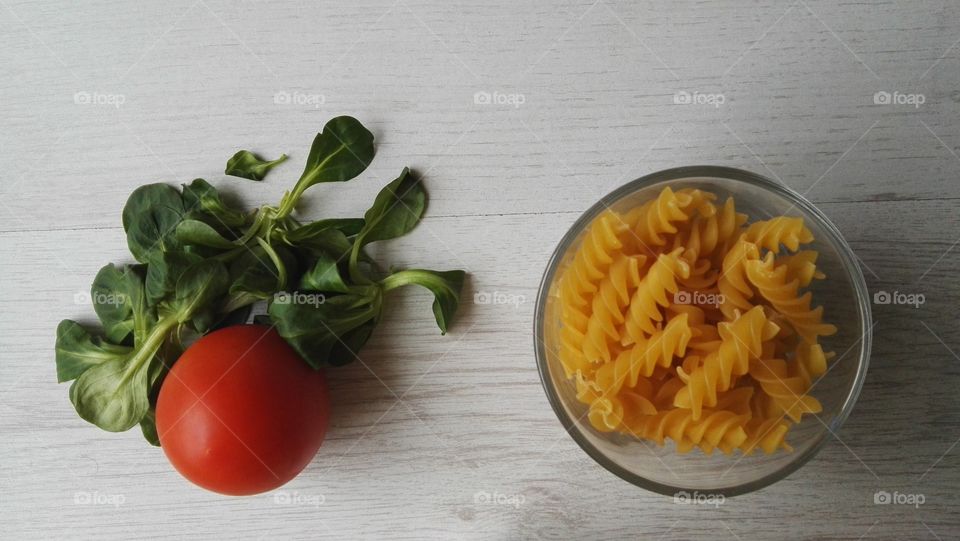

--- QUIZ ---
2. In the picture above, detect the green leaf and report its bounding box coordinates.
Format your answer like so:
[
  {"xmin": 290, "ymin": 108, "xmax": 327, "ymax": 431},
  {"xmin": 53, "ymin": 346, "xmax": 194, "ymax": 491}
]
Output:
[
  {"xmin": 145, "ymin": 250, "xmax": 204, "ymax": 307},
  {"xmin": 69, "ymin": 355, "xmax": 151, "ymax": 432},
  {"xmin": 182, "ymin": 178, "xmax": 247, "ymax": 228},
  {"xmin": 278, "ymin": 116, "xmax": 375, "ymax": 217},
  {"xmin": 176, "ymin": 219, "xmax": 237, "ymax": 249},
  {"xmin": 229, "ymin": 244, "xmax": 298, "ymax": 299},
  {"xmin": 286, "ymin": 228, "xmax": 353, "ymax": 261},
  {"xmin": 169, "ymin": 260, "xmax": 231, "ymax": 332},
  {"xmin": 91, "ymin": 264, "xmax": 135, "ymax": 343},
  {"xmin": 349, "ymin": 168, "xmax": 425, "ymax": 281},
  {"xmin": 122, "ymin": 184, "xmax": 186, "ymax": 263},
  {"xmin": 358, "ymin": 168, "xmax": 426, "ymax": 245},
  {"xmin": 55, "ymin": 320, "xmax": 132, "ymax": 383},
  {"xmin": 65, "ymin": 309, "xmax": 179, "ymax": 433},
  {"xmin": 140, "ymin": 408, "xmax": 160, "ymax": 446},
  {"xmin": 381, "ymin": 269, "xmax": 465, "ymax": 334},
  {"xmin": 225, "ymin": 150, "xmax": 288, "ymax": 181},
  {"xmin": 285, "ymin": 218, "xmax": 366, "ymax": 241},
  {"xmin": 92, "ymin": 263, "xmax": 156, "ymax": 346},
  {"xmin": 300, "ymin": 252, "xmax": 350, "ymax": 293},
  {"xmin": 328, "ymin": 319, "xmax": 376, "ymax": 366},
  {"xmin": 268, "ymin": 291, "xmax": 381, "ymax": 369},
  {"xmin": 298, "ymin": 116, "xmax": 374, "ymax": 185}
]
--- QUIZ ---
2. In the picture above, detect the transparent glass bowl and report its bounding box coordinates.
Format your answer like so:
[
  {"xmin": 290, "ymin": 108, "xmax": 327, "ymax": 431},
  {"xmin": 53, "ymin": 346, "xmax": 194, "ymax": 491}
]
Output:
[{"xmin": 534, "ymin": 166, "xmax": 871, "ymax": 497}]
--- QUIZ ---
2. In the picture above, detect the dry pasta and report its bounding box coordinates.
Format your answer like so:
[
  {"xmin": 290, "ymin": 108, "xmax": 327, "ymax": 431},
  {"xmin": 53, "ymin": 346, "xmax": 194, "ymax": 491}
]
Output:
[{"xmin": 554, "ymin": 186, "xmax": 836, "ymax": 455}]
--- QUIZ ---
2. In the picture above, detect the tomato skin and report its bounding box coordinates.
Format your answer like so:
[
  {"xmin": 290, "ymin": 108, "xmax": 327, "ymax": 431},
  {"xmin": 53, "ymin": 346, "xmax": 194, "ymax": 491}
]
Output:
[{"xmin": 156, "ymin": 325, "xmax": 329, "ymax": 496}]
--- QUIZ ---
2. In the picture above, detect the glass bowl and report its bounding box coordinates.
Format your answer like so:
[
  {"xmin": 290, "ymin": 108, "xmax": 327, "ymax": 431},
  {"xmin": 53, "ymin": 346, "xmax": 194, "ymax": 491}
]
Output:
[{"xmin": 534, "ymin": 166, "xmax": 871, "ymax": 497}]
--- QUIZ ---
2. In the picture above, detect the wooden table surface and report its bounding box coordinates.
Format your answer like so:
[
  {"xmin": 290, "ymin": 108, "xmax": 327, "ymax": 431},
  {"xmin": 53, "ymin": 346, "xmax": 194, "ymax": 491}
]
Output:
[{"xmin": 1, "ymin": 0, "xmax": 958, "ymax": 539}]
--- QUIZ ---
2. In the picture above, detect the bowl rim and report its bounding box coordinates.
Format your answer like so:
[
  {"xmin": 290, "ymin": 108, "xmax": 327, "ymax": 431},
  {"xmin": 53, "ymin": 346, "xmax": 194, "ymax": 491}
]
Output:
[{"xmin": 533, "ymin": 165, "xmax": 873, "ymax": 497}]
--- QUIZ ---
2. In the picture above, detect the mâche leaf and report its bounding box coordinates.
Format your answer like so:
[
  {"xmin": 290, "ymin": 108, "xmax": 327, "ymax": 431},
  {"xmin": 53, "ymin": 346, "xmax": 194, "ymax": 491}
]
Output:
[
  {"xmin": 145, "ymin": 250, "xmax": 204, "ymax": 306},
  {"xmin": 349, "ymin": 167, "xmax": 425, "ymax": 281},
  {"xmin": 299, "ymin": 252, "xmax": 351, "ymax": 293},
  {"xmin": 298, "ymin": 116, "xmax": 374, "ymax": 186},
  {"xmin": 122, "ymin": 184, "xmax": 187, "ymax": 263},
  {"xmin": 229, "ymin": 244, "xmax": 299, "ymax": 299},
  {"xmin": 225, "ymin": 150, "xmax": 288, "ymax": 181},
  {"xmin": 176, "ymin": 219, "xmax": 237, "ymax": 249},
  {"xmin": 182, "ymin": 178, "xmax": 248, "ymax": 228},
  {"xmin": 140, "ymin": 409, "xmax": 160, "ymax": 446},
  {"xmin": 285, "ymin": 218, "xmax": 366, "ymax": 241},
  {"xmin": 268, "ymin": 291, "xmax": 381, "ymax": 369},
  {"xmin": 69, "ymin": 355, "xmax": 151, "ymax": 432},
  {"xmin": 276, "ymin": 116, "xmax": 375, "ymax": 218},
  {"xmin": 357, "ymin": 168, "xmax": 425, "ymax": 245},
  {"xmin": 169, "ymin": 260, "xmax": 231, "ymax": 332},
  {"xmin": 55, "ymin": 320, "xmax": 132, "ymax": 383},
  {"xmin": 381, "ymin": 269, "xmax": 465, "ymax": 334},
  {"xmin": 91, "ymin": 264, "xmax": 136, "ymax": 344}
]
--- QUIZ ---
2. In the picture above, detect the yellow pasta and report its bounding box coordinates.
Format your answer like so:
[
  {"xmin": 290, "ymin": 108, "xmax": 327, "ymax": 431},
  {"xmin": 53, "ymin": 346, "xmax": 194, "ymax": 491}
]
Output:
[
  {"xmin": 593, "ymin": 314, "xmax": 693, "ymax": 395},
  {"xmin": 556, "ymin": 209, "xmax": 631, "ymax": 377},
  {"xmin": 555, "ymin": 186, "xmax": 837, "ymax": 455},
  {"xmin": 621, "ymin": 249, "xmax": 691, "ymax": 345},
  {"xmin": 582, "ymin": 255, "xmax": 645, "ymax": 363},
  {"xmin": 742, "ymin": 217, "xmax": 814, "ymax": 254},
  {"xmin": 716, "ymin": 240, "xmax": 760, "ymax": 319},
  {"xmin": 748, "ymin": 356, "xmax": 822, "ymax": 423},
  {"xmin": 744, "ymin": 253, "xmax": 837, "ymax": 342},
  {"xmin": 673, "ymin": 306, "xmax": 780, "ymax": 419},
  {"xmin": 633, "ymin": 187, "xmax": 695, "ymax": 249}
]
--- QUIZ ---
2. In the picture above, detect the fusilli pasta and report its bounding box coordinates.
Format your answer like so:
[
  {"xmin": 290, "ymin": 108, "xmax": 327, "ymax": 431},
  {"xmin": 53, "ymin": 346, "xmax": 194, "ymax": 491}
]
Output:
[{"xmin": 554, "ymin": 186, "xmax": 837, "ymax": 455}]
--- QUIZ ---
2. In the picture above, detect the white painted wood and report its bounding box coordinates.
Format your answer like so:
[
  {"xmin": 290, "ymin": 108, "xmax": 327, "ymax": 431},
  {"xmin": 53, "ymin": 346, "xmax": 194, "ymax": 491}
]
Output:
[{"xmin": 1, "ymin": 0, "xmax": 959, "ymax": 539}]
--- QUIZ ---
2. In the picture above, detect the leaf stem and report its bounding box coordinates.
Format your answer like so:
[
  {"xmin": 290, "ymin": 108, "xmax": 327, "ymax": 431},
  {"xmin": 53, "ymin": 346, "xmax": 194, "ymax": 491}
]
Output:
[{"xmin": 119, "ymin": 315, "xmax": 179, "ymax": 387}]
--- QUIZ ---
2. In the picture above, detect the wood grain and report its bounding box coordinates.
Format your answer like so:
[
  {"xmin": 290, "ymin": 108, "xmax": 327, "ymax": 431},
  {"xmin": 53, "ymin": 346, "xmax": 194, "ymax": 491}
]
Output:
[{"xmin": 1, "ymin": 0, "xmax": 959, "ymax": 539}]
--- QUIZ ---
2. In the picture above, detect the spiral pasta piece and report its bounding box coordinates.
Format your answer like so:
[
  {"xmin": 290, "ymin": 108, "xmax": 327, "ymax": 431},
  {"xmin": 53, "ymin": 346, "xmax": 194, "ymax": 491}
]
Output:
[
  {"xmin": 634, "ymin": 187, "xmax": 695, "ymax": 249},
  {"xmin": 677, "ymin": 188, "xmax": 718, "ymax": 218},
  {"xmin": 679, "ymin": 257, "xmax": 719, "ymax": 290},
  {"xmin": 559, "ymin": 209, "xmax": 629, "ymax": 307},
  {"xmin": 593, "ymin": 314, "xmax": 693, "ymax": 395},
  {"xmin": 749, "ymin": 357, "xmax": 822, "ymax": 423},
  {"xmin": 621, "ymin": 249, "xmax": 691, "ymax": 344},
  {"xmin": 673, "ymin": 306, "xmax": 780, "ymax": 419},
  {"xmin": 624, "ymin": 408, "xmax": 749, "ymax": 453},
  {"xmin": 674, "ymin": 196, "xmax": 747, "ymax": 265},
  {"xmin": 717, "ymin": 240, "xmax": 760, "ymax": 319},
  {"xmin": 776, "ymin": 250, "xmax": 825, "ymax": 287},
  {"xmin": 556, "ymin": 210, "xmax": 632, "ymax": 376},
  {"xmin": 742, "ymin": 217, "xmax": 813, "ymax": 254},
  {"xmin": 745, "ymin": 254, "xmax": 837, "ymax": 342},
  {"xmin": 582, "ymin": 255, "xmax": 645, "ymax": 363},
  {"xmin": 558, "ymin": 306, "xmax": 590, "ymax": 377},
  {"xmin": 741, "ymin": 418, "xmax": 793, "ymax": 454}
]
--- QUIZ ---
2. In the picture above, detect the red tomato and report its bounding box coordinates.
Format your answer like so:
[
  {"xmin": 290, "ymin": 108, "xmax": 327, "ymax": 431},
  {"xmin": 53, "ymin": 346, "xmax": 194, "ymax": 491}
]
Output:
[{"xmin": 156, "ymin": 325, "xmax": 329, "ymax": 496}]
